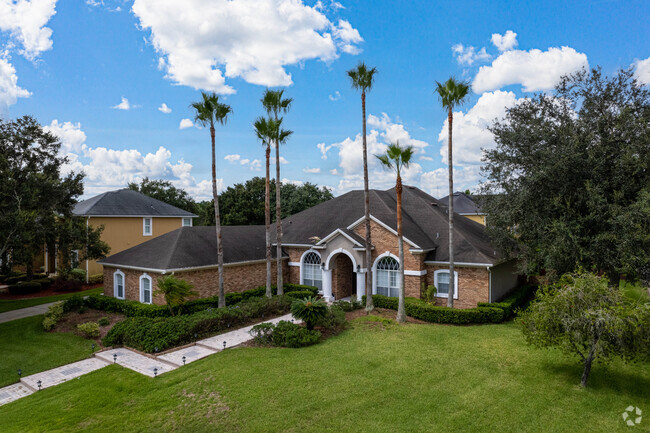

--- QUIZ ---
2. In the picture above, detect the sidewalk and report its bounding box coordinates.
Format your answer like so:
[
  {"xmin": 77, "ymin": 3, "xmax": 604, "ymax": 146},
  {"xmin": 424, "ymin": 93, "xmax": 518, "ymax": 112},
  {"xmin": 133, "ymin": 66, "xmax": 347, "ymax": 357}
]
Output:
[
  {"xmin": 0, "ymin": 312, "xmax": 297, "ymax": 406},
  {"xmin": 0, "ymin": 302, "xmax": 58, "ymax": 324}
]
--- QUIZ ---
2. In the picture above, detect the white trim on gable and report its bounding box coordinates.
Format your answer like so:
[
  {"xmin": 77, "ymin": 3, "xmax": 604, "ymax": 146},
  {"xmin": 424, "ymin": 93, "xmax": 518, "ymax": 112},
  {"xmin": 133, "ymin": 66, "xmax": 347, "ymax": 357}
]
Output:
[
  {"xmin": 139, "ymin": 273, "xmax": 153, "ymax": 304},
  {"xmin": 324, "ymin": 247, "xmax": 358, "ymax": 271},
  {"xmin": 113, "ymin": 269, "xmax": 125, "ymax": 300},
  {"xmin": 346, "ymin": 214, "xmax": 421, "ymax": 249},
  {"xmin": 316, "ymin": 229, "xmax": 363, "ymax": 247}
]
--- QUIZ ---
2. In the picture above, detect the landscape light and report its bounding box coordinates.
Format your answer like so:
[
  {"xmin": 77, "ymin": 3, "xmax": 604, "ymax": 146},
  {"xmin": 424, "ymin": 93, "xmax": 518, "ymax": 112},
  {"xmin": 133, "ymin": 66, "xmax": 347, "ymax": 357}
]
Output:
[
  {"xmin": 223, "ymin": 341, "xmax": 227, "ymax": 349},
  {"xmin": 153, "ymin": 367, "xmax": 158, "ymax": 377},
  {"xmin": 91, "ymin": 343, "xmax": 95, "ymax": 353},
  {"xmin": 37, "ymin": 380, "xmax": 42, "ymax": 390},
  {"xmin": 17, "ymin": 369, "xmax": 22, "ymax": 378},
  {"xmin": 113, "ymin": 353, "xmax": 117, "ymax": 363},
  {"xmin": 155, "ymin": 347, "xmax": 159, "ymax": 353},
  {"xmin": 182, "ymin": 356, "xmax": 186, "ymax": 366}
]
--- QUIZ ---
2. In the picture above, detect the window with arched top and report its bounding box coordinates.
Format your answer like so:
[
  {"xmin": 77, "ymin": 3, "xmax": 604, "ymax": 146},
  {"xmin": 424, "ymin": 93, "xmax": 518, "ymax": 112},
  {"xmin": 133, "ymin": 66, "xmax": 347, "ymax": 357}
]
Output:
[
  {"xmin": 302, "ymin": 252, "xmax": 322, "ymax": 290},
  {"xmin": 376, "ymin": 256, "xmax": 400, "ymax": 297}
]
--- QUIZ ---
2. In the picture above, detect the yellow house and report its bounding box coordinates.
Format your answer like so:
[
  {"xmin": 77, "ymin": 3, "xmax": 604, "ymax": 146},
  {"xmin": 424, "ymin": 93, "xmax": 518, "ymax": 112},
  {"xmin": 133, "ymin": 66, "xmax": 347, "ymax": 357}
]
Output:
[
  {"xmin": 44, "ymin": 189, "xmax": 197, "ymax": 277},
  {"xmin": 439, "ymin": 192, "xmax": 486, "ymax": 225}
]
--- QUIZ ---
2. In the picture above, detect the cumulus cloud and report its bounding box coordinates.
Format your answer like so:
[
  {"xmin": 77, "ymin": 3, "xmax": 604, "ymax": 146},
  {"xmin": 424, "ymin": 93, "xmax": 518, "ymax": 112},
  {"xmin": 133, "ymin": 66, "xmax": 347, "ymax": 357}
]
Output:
[
  {"xmin": 0, "ymin": 0, "xmax": 57, "ymax": 60},
  {"xmin": 419, "ymin": 155, "xmax": 433, "ymax": 161},
  {"xmin": 131, "ymin": 0, "xmax": 362, "ymax": 93},
  {"xmin": 0, "ymin": 55, "xmax": 30, "ymax": 111},
  {"xmin": 317, "ymin": 142, "xmax": 335, "ymax": 159},
  {"xmin": 633, "ymin": 57, "xmax": 650, "ymax": 85},
  {"xmin": 44, "ymin": 120, "xmax": 87, "ymax": 154},
  {"xmin": 158, "ymin": 102, "xmax": 171, "ymax": 113},
  {"xmin": 303, "ymin": 167, "xmax": 320, "ymax": 173},
  {"xmin": 112, "ymin": 97, "xmax": 133, "ymax": 110},
  {"xmin": 179, "ymin": 118, "xmax": 193, "ymax": 129},
  {"xmin": 452, "ymin": 44, "xmax": 490, "ymax": 66},
  {"xmin": 473, "ymin": 46, "xmax": 588, "ymax": 93},
  {"xmin": 421, "ymin": 166, "xmax": 482, "ymax": 198},
  {"xmin": 328, "ymin": 90, "xmax": 341, "ymax": 101},
  {"xmin": 224, "ymin": 154, "xmax": 261, "ymax": 171},
  {"xmin": 491, "ymin": 30, "xmax": 518, "ymax": 52},
  {"xmin": 329, "ymin": 168, "xmax": 338, "ymax": 175}
]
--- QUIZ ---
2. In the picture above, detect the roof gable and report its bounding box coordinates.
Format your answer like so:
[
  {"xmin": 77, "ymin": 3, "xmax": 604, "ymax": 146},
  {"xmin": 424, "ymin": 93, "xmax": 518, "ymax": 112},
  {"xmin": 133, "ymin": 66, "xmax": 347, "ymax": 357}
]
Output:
[{"xmin": 73, "ymin": 189, "xmax": 197, "ymax": 217}]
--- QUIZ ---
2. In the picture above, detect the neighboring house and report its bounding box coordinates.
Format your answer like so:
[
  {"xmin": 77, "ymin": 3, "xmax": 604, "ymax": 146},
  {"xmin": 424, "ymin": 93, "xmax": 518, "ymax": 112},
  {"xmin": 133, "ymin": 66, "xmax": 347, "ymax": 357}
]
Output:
[
  {"xmin": 99, "ymin": 186, "xmax": 519, "ymax": 309},
  {"xmin": 439, "ymin": 192, "xmax": 487, "ymax": 225},
  {"xmin": 44, "ymin": 189, "xmax": 197, "ymax": 277}
]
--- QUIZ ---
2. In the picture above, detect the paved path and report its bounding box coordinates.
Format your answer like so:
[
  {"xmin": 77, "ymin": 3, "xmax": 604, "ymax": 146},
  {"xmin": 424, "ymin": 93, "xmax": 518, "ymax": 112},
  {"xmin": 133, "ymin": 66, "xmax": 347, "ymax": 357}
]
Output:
[
  {"xmin": 0, "ymin": 312, "xmax": 297, "ymax": 406},
  {"xmin": 0, "ymin": 302, "xmax": 57, "ymax": 324}
]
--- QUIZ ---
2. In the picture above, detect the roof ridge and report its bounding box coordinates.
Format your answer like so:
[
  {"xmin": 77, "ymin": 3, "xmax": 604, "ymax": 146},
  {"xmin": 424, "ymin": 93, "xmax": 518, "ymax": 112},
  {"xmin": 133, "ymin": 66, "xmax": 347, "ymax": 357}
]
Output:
[
  {"xmin": 162, "ymin": 227, "xmax": 185, "ymax": 270},
  {"xmin": 84, "ymin": 190, "xmax": 112, "ymax": 214}
]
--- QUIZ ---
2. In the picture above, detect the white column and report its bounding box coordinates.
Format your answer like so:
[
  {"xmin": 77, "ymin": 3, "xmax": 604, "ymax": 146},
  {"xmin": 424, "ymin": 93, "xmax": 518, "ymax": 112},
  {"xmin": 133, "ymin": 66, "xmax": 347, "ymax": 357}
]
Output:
[
  {"xmin": 322, "ymin": 268, "xmax": 333, "ymax": 302},
  {"xmin": 355, "ymin": 271, "xmax": 365, "ymax": 301}
]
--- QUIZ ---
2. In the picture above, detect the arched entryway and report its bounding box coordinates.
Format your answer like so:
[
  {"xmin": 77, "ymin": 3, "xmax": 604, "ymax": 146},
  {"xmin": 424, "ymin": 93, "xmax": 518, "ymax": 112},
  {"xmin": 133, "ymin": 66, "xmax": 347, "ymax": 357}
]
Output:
[{"xmin": 331, "ymin": 253, "xmax": 355, "ymax": 299}]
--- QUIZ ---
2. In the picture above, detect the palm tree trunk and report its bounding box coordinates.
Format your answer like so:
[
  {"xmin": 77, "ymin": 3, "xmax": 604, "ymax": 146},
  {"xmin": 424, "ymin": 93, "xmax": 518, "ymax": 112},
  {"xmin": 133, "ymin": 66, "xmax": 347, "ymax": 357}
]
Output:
[
  {"xmin": 396, "ymin": 175, "xmax": 406, "ymax": 323},
  {"xmin": 447, "ymin": 107, "xmax": 455, "ymax": 308},
  {"xmin": 362, "ymin": 90, "xmax": 374, "ymax": 312},
  {"xmin": 265, "ymin": 146, "xmax": 272, "ymax": 298},
  {"xmin": 211, "ymin": 124, "xmax": 226, "ymax": 308},
  {"xmin": 275, "ymin": 124, "xmax": 283, "ymax": 296}
]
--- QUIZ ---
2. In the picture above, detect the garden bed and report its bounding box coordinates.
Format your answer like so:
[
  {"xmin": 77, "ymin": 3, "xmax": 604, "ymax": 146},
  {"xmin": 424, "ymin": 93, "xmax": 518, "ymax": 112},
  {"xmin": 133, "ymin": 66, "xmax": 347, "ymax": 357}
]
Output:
[{"xmin": 51, "ymin": 308, "xmax": 124, "ymax": 342}]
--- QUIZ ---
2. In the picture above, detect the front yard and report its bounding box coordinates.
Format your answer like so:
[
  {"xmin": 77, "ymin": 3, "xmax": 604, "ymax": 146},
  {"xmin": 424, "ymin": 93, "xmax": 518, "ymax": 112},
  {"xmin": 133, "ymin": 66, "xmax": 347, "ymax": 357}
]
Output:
[
  {"xmin": 0, "ymin": 287, "xmax": 104, "ymax": 313},
  {"xmin": 1, "ymin": 316, "xmax": 648, "ymax": 432}
]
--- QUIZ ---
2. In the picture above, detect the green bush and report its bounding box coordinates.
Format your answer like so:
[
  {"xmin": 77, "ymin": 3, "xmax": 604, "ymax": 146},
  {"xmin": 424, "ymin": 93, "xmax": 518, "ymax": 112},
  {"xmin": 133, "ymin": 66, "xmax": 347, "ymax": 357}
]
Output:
[
  {"xmin": 51, "ymin": 278, "xmax": 83, "ymax": 292},
  {"xmin": 77, "ymin": 322, "xmax": 100, "ymax": 338},
  {"xmin": 477, "ymin": 285, "xmax": 536, "ymax": 318},
  {"xmin": 67, "ymin": 268, "xmax": 87, "ymax": 282},
  {"xmin": 4, "ymin": 274, "xmax": 27, "ymax": 285},
  {"xmin": 284, "ymin": 290, "xmax": 314, "ymax": 300},
  {"xmin": 291, "ymin": 297, "xmax": 328, "ymax": 330},
  {"xmin": 8, "ymin": 281, "xmax": 41, "ymax": 295},
  {"xmin": 30, "ymin": 273, "xmax": 47, "ymax": 280},
  {"xmin": 315, "ymin": 305, "xmax": 347, "ymax": 330},
  {"xmin": 332, "ymin": 300, "xmax": 362, "ymax": 312},
  {"xmin": 32, "ymin": 277, "xmax": 55, "ymax": 290},
  {"xmin": 250, "ymin": 320, "xmax": 321, "ymax": 348},
  {"xmin": 365, "ymin": 295, "xmax": 505, "ymax": 324},
  {"xmin": 98, "ymin": 317, "xmax": 110, "ymax": 326},
  {"xmin": 42, "ymin": 302, "xmax": 64, "ymax": 331},
  {"xmin": 88, "ymin": 274, "xmax": 104, "ymax": 284},
  {"xmin": 249, "ymin": 322, "xmax": 275, "ymax": 345}
]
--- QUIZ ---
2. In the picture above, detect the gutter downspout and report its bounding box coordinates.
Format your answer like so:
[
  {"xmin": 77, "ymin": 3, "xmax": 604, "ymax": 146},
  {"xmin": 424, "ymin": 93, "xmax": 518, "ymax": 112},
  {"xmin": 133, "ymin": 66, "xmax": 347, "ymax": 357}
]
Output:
[
  {"xmin": 86, "ymin": 217, "xmax": 89, "ymax": 284},
  {"xmin": 488, "ymin": 266, "xmax": 492, "ymax": 303}
]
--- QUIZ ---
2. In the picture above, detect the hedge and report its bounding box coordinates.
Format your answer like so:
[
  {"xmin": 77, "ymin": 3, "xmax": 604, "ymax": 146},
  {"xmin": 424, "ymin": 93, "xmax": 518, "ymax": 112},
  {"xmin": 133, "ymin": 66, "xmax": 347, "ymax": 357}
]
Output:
[
  {"xmin": 8, "ymin": 281, "xmax": 42, "ymax": 296},
  {"xmin": 477, "ymin": 285, "xmax": 536, "ymax": 319},
  {"xmin": 364, "ymin": 295, "xmax": 504, "ymax": 324}
]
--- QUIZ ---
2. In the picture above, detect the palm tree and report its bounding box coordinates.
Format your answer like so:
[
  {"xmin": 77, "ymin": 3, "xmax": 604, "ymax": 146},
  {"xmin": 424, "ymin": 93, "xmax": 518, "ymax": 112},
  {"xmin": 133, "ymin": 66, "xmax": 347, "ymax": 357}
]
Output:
[
  {"xmin": 376, "ymin": 142, "xmax": 414, "ymax": 323},
  {"xmin": 435, "ymin": 78, "xmax": 470, "ymax": 308},
  {"xmin": 261, "ymin": 89, "xmax": 293, "ymax": 296},
  {"xmin": 347, "ymin": 62, "xmax": 377, "ymax": 312},
  {"xmin": 190, "ymin": 92, "xmax": 232, "ymax": 308}
]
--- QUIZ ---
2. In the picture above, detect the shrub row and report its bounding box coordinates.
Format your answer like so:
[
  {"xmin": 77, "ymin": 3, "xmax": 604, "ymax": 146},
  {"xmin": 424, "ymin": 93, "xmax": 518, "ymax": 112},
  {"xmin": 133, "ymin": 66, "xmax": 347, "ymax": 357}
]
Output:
[
  {"xmin": 4, "ymin": 273, "xmax": 47, "ymax": 285},
  {"xmin": 250, "ymin": 320, "xmax": 321, "ymax": 348},
  {"xmin": 477, "ymin": 285, "xmax": 536, "ymax": 318},
  {"xmin": 364, "ymin": 295, "xmax": 505, "ymax": 324},
  {"xmin": 43, "ymin": 302, "xmax": 65, "ymax": 331},
  {"xmin": 8, "ymin": 281, "xmax": 42, "ymax": 296},
  {"xmin": 88, "ymin": 274, "xmax": 104, "ymax": 284},
  {"xmin": 102, "ymin": 295, "xmax": 293, "ymax": 352}
]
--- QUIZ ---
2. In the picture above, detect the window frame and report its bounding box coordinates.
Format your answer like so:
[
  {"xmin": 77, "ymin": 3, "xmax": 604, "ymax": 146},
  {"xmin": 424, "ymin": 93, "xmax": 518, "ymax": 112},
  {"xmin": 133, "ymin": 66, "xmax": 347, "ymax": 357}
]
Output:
[
  {"xmin": 113, "ymin": 269, "xmax": 125, "ymax": 300},
  {"xmin": 139, "ymin": 273, "xmax": 153, "ymax": 304},
  {"xmin": 300, "ymin": 251, "xmax": 322, "ymax": 291},
  {"xmin": 373, "ymin": 254, "xmax": 400, "ymax": 297},
  {"xmin": 143, "ymin": 217, "xmax": 152, "ymax": 236},
  {"xmin": 433, "ymin": 269, "xmax": 459, "ymax": 299},
  {"xmin": 182, "ymin": 217, "xmax": 192, "ymax": 227}
]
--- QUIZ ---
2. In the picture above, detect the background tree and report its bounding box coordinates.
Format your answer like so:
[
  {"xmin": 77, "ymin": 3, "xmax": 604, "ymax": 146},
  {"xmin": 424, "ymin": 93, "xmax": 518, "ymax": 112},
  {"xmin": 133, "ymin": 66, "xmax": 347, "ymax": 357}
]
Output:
[
  {"xmin": 376, "ymin": 142, "xmax": 414, "ymax": 323},
  {"xmin": 435, "ymin": 78, "xmax": 470, "ymax": 308},
  {"xmin": 517, "ymin": 272, "xmax": 650, "ymax": 387},
  {"xmin": 128, "ymin": 177, "xmax": 198, "ymax": 215},
  {"xmin": 348, "ymin": 62, "xmax": 377, "ymax": 312},
  {"xmin": 480, "ymin": 68, "xmax": 650, "ymax": 282},
  {"xmin": 155, "ymin": 274, "xmax": 198, "ymax": 316},
  {"xmin": 54, "ymin": 218, "xmax": 110, "ymax": 274},
  {"xmin": 262, "ymin": 89, "xmax": 293, "ymax": 296},
  {"xmin": 190, "ymin": 92, "xmax": 232, "ymax": 308}
]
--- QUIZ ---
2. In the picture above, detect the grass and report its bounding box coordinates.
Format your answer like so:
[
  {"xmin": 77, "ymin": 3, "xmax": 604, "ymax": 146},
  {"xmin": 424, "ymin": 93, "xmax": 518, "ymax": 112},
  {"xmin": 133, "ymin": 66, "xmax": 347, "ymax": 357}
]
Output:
[
  {"xmin": 0, "ymin": 318, "xmax": 648, "ymax": 432},
  {"xmin": 0, "ymin": 287, "xmax": 104, "ymax": 313},
  {"xmin": 0, "ymin": 315, "xmax": 95, "ymax": 387}
]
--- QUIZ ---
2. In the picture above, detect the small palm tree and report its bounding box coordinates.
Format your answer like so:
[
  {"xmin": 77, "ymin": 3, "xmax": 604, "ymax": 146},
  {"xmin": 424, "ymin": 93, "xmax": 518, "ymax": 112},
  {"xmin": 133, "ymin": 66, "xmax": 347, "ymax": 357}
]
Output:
[
  {"xmin": 190, "ymin": 92, "xmax": 232, "ymax": 308},
  {"xmin": 347, "ymin": 62, "xmax": 377, "ymax": 312},
  {"xmin": 155, "ymin": 274, "xmax": 198, "ymax": 316},
  {"xmin": 376, "ymin": 142, "xmax": 414, "ymax": 323},
  {"xmin": 435, "ymin": 78, "xmax": 470, "ymax": 308},
  {"xmin": 261, "ymin": 89, "xmax": 293, "ymax": 296},
  {"xmin": 290, "ymin": 296, "xmax": 328, "ymax": 331}
]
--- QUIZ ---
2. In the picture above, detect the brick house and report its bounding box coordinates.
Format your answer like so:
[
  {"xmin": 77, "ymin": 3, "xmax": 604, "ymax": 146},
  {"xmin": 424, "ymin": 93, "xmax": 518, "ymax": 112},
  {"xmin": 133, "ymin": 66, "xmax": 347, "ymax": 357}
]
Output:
[{"xmin": 99, "ymin": 186, "xmax": 518, "ymax": 308}]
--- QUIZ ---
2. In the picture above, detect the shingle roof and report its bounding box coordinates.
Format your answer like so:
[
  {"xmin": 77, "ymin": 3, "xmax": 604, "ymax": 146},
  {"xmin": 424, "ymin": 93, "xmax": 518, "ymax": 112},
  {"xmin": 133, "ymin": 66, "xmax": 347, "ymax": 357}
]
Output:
[
  {"xmin": 99, "ymin": 226, "xmax": 284, "ymax": 271},
  {"xmin": 73, "ymin": 189, "xmax": 197, "ymax": 217},
  {"xmin": 438, "ymin": 192, "xmax": 484, "ymax": 215}
]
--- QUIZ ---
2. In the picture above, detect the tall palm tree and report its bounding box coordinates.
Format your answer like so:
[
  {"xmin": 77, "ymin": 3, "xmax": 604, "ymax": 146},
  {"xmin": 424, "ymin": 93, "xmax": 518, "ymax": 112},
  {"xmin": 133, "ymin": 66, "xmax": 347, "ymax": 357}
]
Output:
[
  {"xmin": 347, "ymin": 62, "xmax": 377, "ymax": 312},
  {"xmin": 435, "ymin": 78, "xmax": 469, "ymax": 308},
  {"xmin": 376, "ymin": 142, "xmax": 414, "ymax": 323},
  {"xmin": 190, "ymin": 92, "xmax": 232, "ymax": 308},
  {"xmin": 261, "ymin": 89, "xmax": 293, "ymax": 296}
]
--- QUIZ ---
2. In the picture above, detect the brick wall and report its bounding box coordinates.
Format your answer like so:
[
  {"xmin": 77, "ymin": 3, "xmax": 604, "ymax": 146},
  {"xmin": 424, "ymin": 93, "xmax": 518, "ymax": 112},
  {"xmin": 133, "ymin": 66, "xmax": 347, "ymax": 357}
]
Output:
[{"xmin": 424, "ymin": 264, "xmax": 489, "ymax": 309}]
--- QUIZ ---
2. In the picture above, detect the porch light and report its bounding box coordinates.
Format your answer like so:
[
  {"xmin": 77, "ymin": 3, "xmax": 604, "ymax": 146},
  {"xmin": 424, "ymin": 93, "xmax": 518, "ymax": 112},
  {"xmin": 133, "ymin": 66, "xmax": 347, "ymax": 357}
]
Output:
[
  {"xmin": 153, "ymin": 367, "xmax": 158, "ymax": 377},
  {"xmin": 37, "ymin": 380, "xmax": 42, "ymax": 390},
  {"xmin": 182, "ymin": 356, "xmax": 186, "ymax": 366}
]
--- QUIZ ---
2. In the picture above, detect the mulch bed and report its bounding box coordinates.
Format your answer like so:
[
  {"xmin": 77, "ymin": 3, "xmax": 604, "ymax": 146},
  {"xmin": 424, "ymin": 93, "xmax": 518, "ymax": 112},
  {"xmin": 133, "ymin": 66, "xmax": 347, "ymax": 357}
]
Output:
[
  {"xmin": 0, "ymin": 283, "xmax": 103, "ymax": 300},
  {"xmin": 51, "ymin": 308, "xmax": 124, "ymax": 346}
]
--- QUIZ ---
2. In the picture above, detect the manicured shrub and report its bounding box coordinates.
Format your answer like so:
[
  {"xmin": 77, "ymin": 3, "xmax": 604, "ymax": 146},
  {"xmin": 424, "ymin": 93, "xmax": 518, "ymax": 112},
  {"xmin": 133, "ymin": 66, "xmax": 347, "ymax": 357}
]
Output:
[
  {"xmin": 51, "ymin": 278, "xmax": 83, "ymax": 292},
  {"xmin": 249, "ymin": 322, "xmax": 275, "ymax": 345},
  {"xmin": 284, "ymin": 290, "xmax": 314, "ymax": 300},
  {"xmin": 32, "ymin": 277, "xmax": 54, "ymax": 290},
  {"xmin": 477, "ymin": 285, "xmax": 536, "ymax": 318},
  {"xmin": 98, "ymin": 317, "xmax": 110, "ymax": 326},
  {"xmin": 42, "ymin": 302, "xmax": 64, "ymax": 331},
  {"xmin": 88, "ymin": 274, "xmax": 104, "ymax": 284},
  {"xmin": 29, "ymin": 273, "xmax": 47, "ymax": 280},
  {"xmin": 291, "ymin": 296, "xmax": 328, "ymax": 330},
  {"xmin": 4, "ymin": 274, "xmax": 27, "ymax": 285},
  {"xmin": 68, "ymin": 268, "xmax": 87, "ymax": 282},
  {"xmin": 8, "ymin": 281, "xmax": 42, "ymax": 295},
  {"xmin": 62, "ymin": 295, "xmax": 85, "ymax": 313},
  {"xmin": 332, "ymin": 300, "xmax": 362, "ymax": 312},
  {"xmin": 315, "ymin": 305, "xmax": 346, "ymax": 330},
  {"xmin": 250, "ymin": 320, "xmax": 321, "ymax": 348},
  {"xmin": 77, "ymin": 322, "xmax": 100, "ymax": 338}
]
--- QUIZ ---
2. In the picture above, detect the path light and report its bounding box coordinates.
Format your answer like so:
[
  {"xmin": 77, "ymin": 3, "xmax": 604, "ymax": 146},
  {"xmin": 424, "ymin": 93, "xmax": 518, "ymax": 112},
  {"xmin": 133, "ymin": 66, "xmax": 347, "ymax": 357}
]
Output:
[
  {"xmin": 37, "ymin": 380, "xmax": 42, "ymax": 390},
  {"xmin": 155, "ymin": 347, "xmax": 159, "ymax": 353},
  {"xmin": 91, "ymin": 343, "xmax": 95, "ymax": 353},
  {"xmin": 17, "ymin": 369, "xmax": 22, "ymax": 378},
  {"xmin": 223, "ymin": 341, "xmax": 226, "ymax": 350},
  {"xmin": 182, "ymin": 356, "xmax": 186, "ymax": 366},
  {"xmin": 153, "ymin": 367, "xmax": 158, "ymax": 378},
  {"xmin": 291, "ymin": 319, "xmax": 294, "ymax": 323},
  {"xmin": 113, "ymin": 353, "xmax": 117, "ymax": 363},
  {"xmin": 194, "ymin": 333, "xmax": 198, "ymax": 341}
]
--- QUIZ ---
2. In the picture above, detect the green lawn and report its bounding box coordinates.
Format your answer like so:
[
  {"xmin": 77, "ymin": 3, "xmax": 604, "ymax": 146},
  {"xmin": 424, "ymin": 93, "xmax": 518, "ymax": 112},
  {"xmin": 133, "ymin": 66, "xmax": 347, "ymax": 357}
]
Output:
[
  {"xmin": 0, "ymin": 315, "xmax": 95, "ymax": 387},
  {"xmin": 0, "ymin": 287, "xmax": 104, "ymax": 313},
  {"xmin": 0, "ymin": 318, "xmax": 648, "ymax": 432}
]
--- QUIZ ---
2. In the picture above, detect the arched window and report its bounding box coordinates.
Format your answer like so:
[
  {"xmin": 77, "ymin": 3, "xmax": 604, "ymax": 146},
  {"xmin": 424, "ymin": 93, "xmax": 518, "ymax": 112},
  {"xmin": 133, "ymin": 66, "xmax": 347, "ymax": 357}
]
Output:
[
  {"xmin": 376, "ymin": 256, "xmax": 400, "ymax": 297},
  {"xmin": 302, "ymin": 252, "xmax": 322, "ymax": 290},
  {"xmin": 140, "ymin": 273, "xmax": 152, "ymax": 304},
  {"xmin": 114, "ymin": 270, "xmax": 125, "ymax": 300}
]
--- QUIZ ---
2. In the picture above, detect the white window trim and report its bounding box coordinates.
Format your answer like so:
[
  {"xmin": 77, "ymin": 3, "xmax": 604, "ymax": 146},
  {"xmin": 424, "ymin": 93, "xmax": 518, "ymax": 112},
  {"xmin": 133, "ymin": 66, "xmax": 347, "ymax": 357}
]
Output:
[
  {"xmin": 113, "ymin": 269, "xmax": 125, "ymax": 300},
  {"xmin": 139, "ymin": 273, "xmax": 153, "ymax": 304},
  {"xmin": 433, "ymin": 269, "xmax": 459, "ymax": 299},
  {"xmin": 371, "ymin": 252, "xmax": 400, "ymax": 296},
  {"xmin": 300, "ymin": 249, "xmax": 322, "ymax": 289},
  {"xmin": 143, "ymin": 217, "xmax": 152, "ymax": 236},
  {"xmin": 182, "ymin": 217, "xmax": 192, "ymax": 227}
]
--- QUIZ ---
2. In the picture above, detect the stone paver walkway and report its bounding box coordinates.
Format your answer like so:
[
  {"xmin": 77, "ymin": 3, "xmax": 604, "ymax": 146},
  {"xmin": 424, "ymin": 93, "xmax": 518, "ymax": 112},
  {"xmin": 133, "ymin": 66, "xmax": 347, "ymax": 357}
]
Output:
[
  {"xmin": 0, "ymin": 312, "xmax": 298, "ymax": 406},
  {"xmin": 0, "ymin": 302, "xmax": 57, "ymax": 324}
]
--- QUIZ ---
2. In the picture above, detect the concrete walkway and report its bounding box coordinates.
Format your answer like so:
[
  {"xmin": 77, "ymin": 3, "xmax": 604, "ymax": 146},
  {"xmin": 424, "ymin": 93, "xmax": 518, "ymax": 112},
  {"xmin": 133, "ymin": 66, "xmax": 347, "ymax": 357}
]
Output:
[
  {"xmin": 0, "ymin": 313, "xmax": 297, "ymax": 406},
  {"xmin": 0, "ymin": 302, "xmax": 58, "ymax": 324}
]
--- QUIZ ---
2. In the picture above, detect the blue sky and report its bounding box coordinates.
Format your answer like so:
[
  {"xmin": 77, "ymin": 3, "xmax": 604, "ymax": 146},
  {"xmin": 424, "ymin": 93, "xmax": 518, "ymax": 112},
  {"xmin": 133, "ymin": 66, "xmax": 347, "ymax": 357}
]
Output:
[{"xmin": 2, "ymin": 0, "xmax": 649, "ymax": 199}]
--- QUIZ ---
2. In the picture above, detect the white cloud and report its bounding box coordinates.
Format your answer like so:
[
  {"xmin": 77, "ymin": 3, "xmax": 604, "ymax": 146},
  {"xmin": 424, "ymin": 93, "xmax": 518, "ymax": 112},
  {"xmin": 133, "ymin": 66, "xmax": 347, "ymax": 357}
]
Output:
[
  {"xmin": 317, "ymin": 142, "xmax": 335, "ymax": 159},
  {"xmin": 179, "ymin": 118, "xmax": 193, "ymax": 129},
  {"xmin": 0, "ymin": 55, "xmax": 30, "ymax": 111},
  {"xmin": 224, "ymin": 154, "xmax": 241, "ymax": 163},
  {"xmin": 419, "ymin": 155, "xmax": 433, "ymax": 161},
  {"xmin": 473, "ymin": 46, "xmax": 588, "ymax": 93},
  {"xmin": 224, "ymin": 154, "xmax": 261, "ymax": 170},
  {"xmin": 0, "ymin": 0, "xmax": 57, "ymax": 60},
  {"xmin": 491, "ymin": 30, "xmax": 518, "ymax": 52},
  {"xmin": 282, "ymin": 178, "xmax": 304, "ymax": 187},
  {"xmin": 44, "ymin": 120, "xmax": 87, "ymax": 154},
  {"xmin": 303, "ymin": 167, "xmax": 320, "ymax": 173},
  {"xmin": 328, "ymin": 90, "xmax": 341, "ymax": 101},
  {"xmin": 452, "ymin": 44, "xmax": 490, "ymax": 66},
  {"xmin": 329, "ymin": 168, "xmax": 338, "ymax": 175},
  {"xmin": 420, "ymin": 166, "xmax": 482, "ymax": 198},
  {"xmin": 112, "ymin": 97, "xmax": 132, "ymax": 110},
  {"xmin": 633, "ymin": 57, "xmax": 650, "ymax": 85},
  {"xmin": 158, "ymin": 102, "xmax": 171, "ymax": 113},
  {"xmin": 131, "ymin": 0, "xmax": 362, "ymax": 93}
]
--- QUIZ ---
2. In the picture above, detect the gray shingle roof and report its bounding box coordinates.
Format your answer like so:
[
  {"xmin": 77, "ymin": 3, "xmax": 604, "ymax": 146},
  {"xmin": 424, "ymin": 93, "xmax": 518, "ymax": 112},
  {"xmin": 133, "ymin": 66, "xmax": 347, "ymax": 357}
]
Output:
[
  {"xmin": 99, "ymin": 226, "xmax": 284, "ymax": 271},
  {"xmin": 438, "ymin": 192, "xmax": 484, "ymax": 215},
  {"xmin": 73, "ymin": 189, "xmax": 197, "ymax": 217}
]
